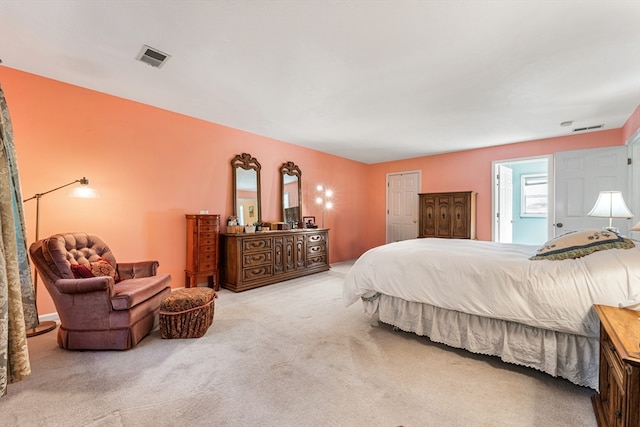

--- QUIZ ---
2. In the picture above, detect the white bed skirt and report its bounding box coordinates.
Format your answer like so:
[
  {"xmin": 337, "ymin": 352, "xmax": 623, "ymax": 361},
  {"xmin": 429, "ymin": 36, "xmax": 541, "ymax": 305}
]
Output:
[{"xmin": 361, "ymin": 293, "xmax": 599, "ymax": 390}]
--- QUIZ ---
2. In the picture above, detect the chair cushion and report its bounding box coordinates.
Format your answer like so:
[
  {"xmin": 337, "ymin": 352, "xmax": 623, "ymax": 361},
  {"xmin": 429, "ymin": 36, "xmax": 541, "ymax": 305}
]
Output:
[
  {"xmin": 42, "ymin": 233, "xmax": 117, "ymax": 279},
  {"xmin": 70, "ymin": 258, "xmax": 118, "ymax": 281},
  {"xmin": 111, "ymin": 274, "xmax": 172, "ymax": 310}
]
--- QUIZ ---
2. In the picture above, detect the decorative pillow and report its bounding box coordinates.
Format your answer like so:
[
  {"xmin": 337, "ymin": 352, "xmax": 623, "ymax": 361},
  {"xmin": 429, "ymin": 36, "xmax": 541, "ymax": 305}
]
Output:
[
  {"xmin": 529, "ymin": 229, "xmax": 636, "ymax": 261},
  {"xmin": 71, "ymin": 258, "xmax": 118, "ymax": 281}
]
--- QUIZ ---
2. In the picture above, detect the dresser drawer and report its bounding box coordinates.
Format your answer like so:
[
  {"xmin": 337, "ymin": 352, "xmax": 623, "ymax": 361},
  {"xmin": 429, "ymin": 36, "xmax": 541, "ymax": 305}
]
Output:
[
  {"xmin": 199, "ymin": 244, "xmax": 217, "ymax": 253},
  {"xmin": 242, "ymin": 237, "xmax": 273, "ymax": 253},
  {"xmin": 242, "ymin": 265, "xmax": 273, "ymax": 281},
  {"xmin": 200, "ymin": 223, "xmax": 219, "ymax": 232},
  {"xmin": 199, "ymin": 251, "xmax": 216, "ymax": 261},
  {"xmin": 199, "ymin": 233, "xmax": 218, "ymax": 246},
  {"xmin": 198, "ymin": 261, "xmax": 217, "ymax": 271},
  {"xmin": 307, "ymin": 243, "xmax": 326, "ymax": 257},
  {"xmin": 600, "ymin": 330, "xmax": 625, "ymax": 389},
  {"xmin": 307, "ymin": 253, "xmax": 327, "ymax": 268},
  {"xmin": 199, "ymin": 217, "xmax": 219, "ymax": 226},
  {"xmin": 243, "ymin": 251, "xmax": 272, "ymax": 268},
  {"xmin": 307, "ymin": 233, "xmax": 326, "ymax": 245}
]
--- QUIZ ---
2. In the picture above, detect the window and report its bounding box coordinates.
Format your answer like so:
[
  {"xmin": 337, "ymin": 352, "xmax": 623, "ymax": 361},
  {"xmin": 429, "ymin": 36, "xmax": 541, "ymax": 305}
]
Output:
[{"xmin": 521, "ymin": 174, "xmax": 547, "ymax": 217}]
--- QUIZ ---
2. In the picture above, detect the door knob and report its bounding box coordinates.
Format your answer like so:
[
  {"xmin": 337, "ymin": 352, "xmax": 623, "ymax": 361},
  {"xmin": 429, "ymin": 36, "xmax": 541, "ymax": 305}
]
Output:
[{"xmin": 554, "ymin": 223, "xmax": 563, "ymax": 228}]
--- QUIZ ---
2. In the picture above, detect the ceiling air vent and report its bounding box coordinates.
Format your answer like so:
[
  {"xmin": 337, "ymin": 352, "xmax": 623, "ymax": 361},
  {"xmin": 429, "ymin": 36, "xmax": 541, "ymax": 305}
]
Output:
[
  {"xmin": 573, "ymin": 124, "xmax": 604, "ymax": 132},
  {"xmin": 136, "ymin": 45, "xmax": 170, "ymax": 68}
]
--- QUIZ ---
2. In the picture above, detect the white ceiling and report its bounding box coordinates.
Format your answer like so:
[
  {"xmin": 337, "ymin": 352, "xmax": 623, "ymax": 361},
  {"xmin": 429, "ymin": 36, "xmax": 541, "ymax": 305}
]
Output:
[{"xmin": 1, "ymin": 1, "xmax": 639, "ymax": 164}]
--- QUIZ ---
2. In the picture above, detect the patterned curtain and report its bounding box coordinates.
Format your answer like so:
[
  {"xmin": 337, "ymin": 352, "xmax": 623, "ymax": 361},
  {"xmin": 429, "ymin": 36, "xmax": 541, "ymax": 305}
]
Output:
[{"xmin": 0, "ymin": 84, "xmax": 35, "ymax": 397}]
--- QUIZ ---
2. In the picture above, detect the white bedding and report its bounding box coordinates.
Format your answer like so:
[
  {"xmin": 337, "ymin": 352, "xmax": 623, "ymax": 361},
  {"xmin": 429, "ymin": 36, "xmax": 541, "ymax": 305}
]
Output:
[{"xmin": 343, "ymin": 238, "xmax": 640, "ymax": 338}]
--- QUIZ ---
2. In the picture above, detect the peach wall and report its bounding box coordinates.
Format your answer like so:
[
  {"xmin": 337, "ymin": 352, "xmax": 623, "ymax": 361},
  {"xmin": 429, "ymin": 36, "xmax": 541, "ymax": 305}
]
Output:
[
  {"xmin": 2, "ymin": 66, "xmax": 638, "ymax": 316},
  {"xmin": 623, "ymin": 104, "xmax": 640, "ymax": 143},
  {"xmin": 1, "ymin": 67, "xmax": 370, "ymax": 315},
  {"xmin": 365, "ymin": 129, "xmax": 626, "ymax": 246}
]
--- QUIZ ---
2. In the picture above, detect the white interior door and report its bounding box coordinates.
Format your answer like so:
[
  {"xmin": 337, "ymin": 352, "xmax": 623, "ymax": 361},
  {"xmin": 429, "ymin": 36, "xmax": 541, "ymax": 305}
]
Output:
[
  {"xmin": 386, "ymin": 171, "xmax": 420, "ymax": 243},
  {"xmin": 555, "ymin": 146, "xmax": 631, "ymax": 235},
  {"xmin": 497, "ymin": 165, "xmax": 514, "ymax": 243}
]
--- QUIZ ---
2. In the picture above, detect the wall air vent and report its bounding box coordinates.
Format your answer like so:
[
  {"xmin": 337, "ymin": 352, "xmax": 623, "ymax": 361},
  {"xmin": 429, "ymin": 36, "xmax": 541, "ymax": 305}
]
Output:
[
  {"xmin": 136, "ymin": 45, "xmax": 171, "ymax": 68},
  {"xmin": 573, "ymin": 124, "xmax": 604, "ymax": 132}
]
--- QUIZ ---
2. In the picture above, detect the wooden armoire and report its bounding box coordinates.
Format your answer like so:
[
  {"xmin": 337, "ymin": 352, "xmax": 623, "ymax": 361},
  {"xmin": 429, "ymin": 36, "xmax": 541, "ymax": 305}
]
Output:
[{"xmin": 418, "ymin": 191, "xmax": 477, "ymax": 239}]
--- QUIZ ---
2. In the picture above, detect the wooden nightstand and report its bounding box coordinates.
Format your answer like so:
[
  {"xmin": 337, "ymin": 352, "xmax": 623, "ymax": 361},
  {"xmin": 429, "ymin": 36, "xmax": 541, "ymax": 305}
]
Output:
[{"xmin": 592, "ymin": 304, "xmax": 640, "ymax": 427}]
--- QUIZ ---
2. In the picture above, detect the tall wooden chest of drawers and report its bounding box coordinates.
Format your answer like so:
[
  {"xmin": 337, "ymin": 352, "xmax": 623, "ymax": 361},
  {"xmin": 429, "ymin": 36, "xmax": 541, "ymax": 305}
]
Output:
[
  {"xmin": 592, "ymin": 304, "xmax": 640, "ymax": 427},
  {"xmin": 185, "ymin": 214, "xmax": 220, "ymax": 290},
  {"xmin": 220, "ymin": 229, "xmax": 330, "ymax": 292},
  {"xmin": 418, "ymin": 191, "xmax": 477, "ymax": 239}
]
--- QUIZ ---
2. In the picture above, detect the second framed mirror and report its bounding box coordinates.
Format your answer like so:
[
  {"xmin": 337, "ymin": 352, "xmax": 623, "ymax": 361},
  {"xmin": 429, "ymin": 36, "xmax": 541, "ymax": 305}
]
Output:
[
  {"xmin": 280, "ymin": 161, "xmax": 302, "ymax": 226},
  {"xmin": 231, "ymin": 153, "xmax": 261, "ymax": 226}
]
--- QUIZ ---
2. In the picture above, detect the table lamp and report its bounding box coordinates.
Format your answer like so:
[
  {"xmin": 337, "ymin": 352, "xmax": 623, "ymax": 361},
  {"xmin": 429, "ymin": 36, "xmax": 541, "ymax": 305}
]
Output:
[{"xmin": 587, "ymin": 191, "xmax": 633, "ymax": 233}]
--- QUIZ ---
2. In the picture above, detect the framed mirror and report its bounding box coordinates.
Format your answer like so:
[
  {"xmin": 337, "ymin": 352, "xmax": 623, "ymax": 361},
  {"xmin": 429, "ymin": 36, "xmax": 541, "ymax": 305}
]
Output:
[
  {"xmin": 280, "ymin": 161, "xmax": 302, "ymax": 225},
  {"xmin": 231, "ymin": 153, "xmax": 261, "ymax": 226}
]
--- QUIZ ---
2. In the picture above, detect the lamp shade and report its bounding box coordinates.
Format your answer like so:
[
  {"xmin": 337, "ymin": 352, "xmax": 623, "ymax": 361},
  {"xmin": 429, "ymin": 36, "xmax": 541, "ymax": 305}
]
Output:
[
  {"xmin": 587, "ymin": 191, "xmax": 633, "ymax": 218},
  {"xmin": 631, "ymin": 221, "xmax": 640, "ymax": 232}
]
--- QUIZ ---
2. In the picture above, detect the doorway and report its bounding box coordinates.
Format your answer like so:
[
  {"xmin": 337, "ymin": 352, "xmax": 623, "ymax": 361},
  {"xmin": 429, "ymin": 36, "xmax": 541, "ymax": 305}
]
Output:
[{"xmin": 492, "ymin": 156, "xmax": 552, "ymax": 245}]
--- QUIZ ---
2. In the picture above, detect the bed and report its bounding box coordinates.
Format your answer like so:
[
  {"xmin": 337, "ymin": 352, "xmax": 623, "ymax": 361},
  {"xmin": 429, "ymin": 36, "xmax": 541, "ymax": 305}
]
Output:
[{"xmin": 343, "ymin": 230, "xmax": 640, "ymax": 389}]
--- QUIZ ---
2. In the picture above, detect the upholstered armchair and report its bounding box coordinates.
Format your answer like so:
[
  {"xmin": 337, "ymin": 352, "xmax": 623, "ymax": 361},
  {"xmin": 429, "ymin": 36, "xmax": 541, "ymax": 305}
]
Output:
[{"xmin": 29, "ymin": 232, "xmax": 171, "ymax": 350}]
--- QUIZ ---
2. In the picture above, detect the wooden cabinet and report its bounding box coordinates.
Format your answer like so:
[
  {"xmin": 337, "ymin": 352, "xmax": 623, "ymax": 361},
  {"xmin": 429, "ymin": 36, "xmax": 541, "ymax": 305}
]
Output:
[
  {"xmin": 220, "ymin": 229, "xmax": 330, "ymax": 292},
  {"xmin": 273, "ymin": 233, "xmax": 305, "ymax": 275},
  {"xmin": 592, "ymin": 304, "xmax": 640, "ymax": 427},
  {"xmin": 185, "ymin": 214, "xmax": 220, "ymax": 290},
  {"xmin": 418, "ymin": 191, "xmax": 477, "ymax": 239}
]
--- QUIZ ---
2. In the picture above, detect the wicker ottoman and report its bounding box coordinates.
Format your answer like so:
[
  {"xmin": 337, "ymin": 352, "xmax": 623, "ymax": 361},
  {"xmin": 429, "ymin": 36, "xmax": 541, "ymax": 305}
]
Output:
[{"xmin": 159, "ymin": 287, "xmax": 217, "ymax": 339}]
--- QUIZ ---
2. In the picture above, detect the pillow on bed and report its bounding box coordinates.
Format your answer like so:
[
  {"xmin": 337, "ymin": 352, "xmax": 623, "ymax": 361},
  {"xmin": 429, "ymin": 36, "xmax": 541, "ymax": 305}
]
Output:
[{"xmin": 529, "ymin": 229, "xmax": 635, "ymax": 261}]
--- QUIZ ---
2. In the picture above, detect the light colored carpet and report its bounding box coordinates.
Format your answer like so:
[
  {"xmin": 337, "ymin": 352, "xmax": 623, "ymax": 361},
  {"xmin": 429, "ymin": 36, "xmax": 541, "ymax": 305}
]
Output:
[{"xmin": 3, "ymin": 261, "xmax": 597, "ymax": 427}]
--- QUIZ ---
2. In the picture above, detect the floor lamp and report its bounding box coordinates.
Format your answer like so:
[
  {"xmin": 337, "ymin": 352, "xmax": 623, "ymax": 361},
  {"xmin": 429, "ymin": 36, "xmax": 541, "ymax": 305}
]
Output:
[{"xmin": 23, "ymin": 177, "xmax": 94, "ymax": 337}]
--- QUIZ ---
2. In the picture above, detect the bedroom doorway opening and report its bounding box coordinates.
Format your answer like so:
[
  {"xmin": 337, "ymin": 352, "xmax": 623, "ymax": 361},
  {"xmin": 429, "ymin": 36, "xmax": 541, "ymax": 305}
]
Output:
[
  {"xmin": 492, "ymin": 156, "xmax": 552, "ymax": 245},
  {"xmin": 386, "ymin": 170, "xmax": 421, "ymax": 243}
]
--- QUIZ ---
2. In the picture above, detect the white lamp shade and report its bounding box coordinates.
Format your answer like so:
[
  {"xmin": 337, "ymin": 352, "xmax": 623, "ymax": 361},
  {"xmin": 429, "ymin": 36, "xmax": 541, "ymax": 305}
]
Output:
[
  {"xmin": 631, "ymin": 221, "xmax": 640, "ymax": 232},
  {"xmin": 587, "ymin": 191, "xmax": 633, "ymax": 218}
]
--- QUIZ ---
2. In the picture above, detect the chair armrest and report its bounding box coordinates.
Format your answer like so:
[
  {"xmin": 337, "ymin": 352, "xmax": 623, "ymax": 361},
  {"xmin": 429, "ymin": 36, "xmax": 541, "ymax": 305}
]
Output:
[
  {"xmin": 55, "ymin": 277, "xmax": 112, "ymax": 294},
  {"xmin": 117, "ymin": 261, "xmax": 159, "ymax": 279}
]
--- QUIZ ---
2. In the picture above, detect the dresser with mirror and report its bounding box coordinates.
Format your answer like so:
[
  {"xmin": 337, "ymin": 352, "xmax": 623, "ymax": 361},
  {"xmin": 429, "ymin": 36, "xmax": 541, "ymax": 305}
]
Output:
[{"xmin": 220, "ymin": 155, "xmax": 330, "ymax": 292}]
